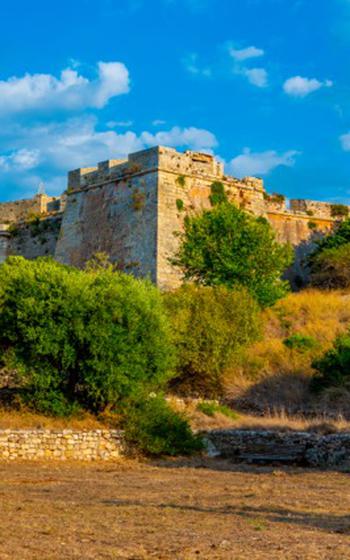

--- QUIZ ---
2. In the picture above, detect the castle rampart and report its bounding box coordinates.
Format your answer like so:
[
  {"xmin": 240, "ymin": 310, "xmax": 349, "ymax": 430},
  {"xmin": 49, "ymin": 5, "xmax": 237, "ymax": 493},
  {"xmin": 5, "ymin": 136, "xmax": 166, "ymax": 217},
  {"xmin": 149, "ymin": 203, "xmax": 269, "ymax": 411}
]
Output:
[{"xmin": 0, "ymin": 146, "xmax": 345, "ymax": 288}]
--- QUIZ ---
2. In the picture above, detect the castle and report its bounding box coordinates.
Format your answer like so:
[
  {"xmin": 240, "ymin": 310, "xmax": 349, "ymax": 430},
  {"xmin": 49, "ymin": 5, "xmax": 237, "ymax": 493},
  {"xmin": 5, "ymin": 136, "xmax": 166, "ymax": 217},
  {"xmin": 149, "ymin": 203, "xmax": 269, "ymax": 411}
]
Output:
[{"xmin": 0, "ymin": 145, "xmax": 345, "ymax": 288}]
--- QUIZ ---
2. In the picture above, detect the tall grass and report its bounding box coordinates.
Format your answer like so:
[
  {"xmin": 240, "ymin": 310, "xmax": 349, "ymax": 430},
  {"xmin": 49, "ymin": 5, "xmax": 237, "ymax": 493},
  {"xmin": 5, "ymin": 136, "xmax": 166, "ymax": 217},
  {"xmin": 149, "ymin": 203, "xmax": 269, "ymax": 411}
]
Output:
[{"xmin": 224, "ymin": 289, "xmax": 350, "ymax": 414}]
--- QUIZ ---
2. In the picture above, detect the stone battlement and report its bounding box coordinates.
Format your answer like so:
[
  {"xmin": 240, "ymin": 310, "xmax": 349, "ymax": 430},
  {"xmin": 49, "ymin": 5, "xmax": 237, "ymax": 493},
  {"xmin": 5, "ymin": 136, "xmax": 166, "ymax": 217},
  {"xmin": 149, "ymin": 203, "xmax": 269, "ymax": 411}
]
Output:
[{"xmin": 68, "ymin": 146, "xmax": 225, "ymax": 191}]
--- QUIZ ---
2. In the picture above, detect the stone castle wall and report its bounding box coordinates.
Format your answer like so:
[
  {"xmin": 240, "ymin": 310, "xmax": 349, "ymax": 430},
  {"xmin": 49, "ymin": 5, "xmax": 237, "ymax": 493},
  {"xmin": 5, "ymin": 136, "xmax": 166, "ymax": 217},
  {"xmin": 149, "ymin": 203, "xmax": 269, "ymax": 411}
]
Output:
[
  {"xmin": 206, "ymin": 429, "xmax": 350, "ymax": 468},
  {"xmin": 0, "ymin": 429, "xmax": 123, "ymax": 461},
  {"xmin": 55, "ymin": 150, "xmax": 159, "ymax": 281},
  {"xmin": 0, "ymin": 145, "xmax": 345, "ymax": 287}
]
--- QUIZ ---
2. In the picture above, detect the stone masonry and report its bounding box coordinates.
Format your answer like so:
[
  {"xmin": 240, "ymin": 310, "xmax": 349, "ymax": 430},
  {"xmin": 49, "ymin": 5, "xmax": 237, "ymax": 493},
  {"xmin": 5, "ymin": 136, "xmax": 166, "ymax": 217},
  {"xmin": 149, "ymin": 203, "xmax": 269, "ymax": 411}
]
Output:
[
  {"xmin": 205, "ymin": 429, "xmax": 350, "ymax": 469},
  {"xmin": 0, "ymin": 145, "xmax": 345, "ymax": 288},
  {"xmin": 0, "ymin": 429, "xmax": 123, "ymax": 461}
]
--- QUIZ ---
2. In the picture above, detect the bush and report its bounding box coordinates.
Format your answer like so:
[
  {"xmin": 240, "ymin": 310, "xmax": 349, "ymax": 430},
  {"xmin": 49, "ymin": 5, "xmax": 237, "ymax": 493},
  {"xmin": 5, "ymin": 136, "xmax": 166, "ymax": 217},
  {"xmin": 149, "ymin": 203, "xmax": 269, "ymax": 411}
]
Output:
[
  {"xmin": 0, "ymin": 257, "xmax": 174, "ymax": 414},
  {"xmin": 164, "ymin": 284, "xmax": 261, "ymax": 396},
  {"xmin": 124, "ymin": 395, "xmax": 203, "ymax": 456},
  {"xmin": 330, "ymin": 204, "xmax": 349, "ymax": 218},
  {"xmin": 172, "ymin": 203, "xmax": 293, "ymax": 307},
  {"xmin": 312, "ymin": 334, "xmax": 350, "ymax": 392},
  {"xmin": 196, "ymin": 401, "xmax": 239, "ymax": 420},
  {"xmin": 309, "ymin": 244, "xmax": 350, "ymax": 289},
  {"xmin": 310, "ymin": 218, "xmax": 350, "ymax": 255},
  {"xmin": 283, "ymin": 333, "xmax": 319, "ymax": 353},
  {"xmin": 209, "ymin": 181, "xmax": 227, "ymax": 206}
]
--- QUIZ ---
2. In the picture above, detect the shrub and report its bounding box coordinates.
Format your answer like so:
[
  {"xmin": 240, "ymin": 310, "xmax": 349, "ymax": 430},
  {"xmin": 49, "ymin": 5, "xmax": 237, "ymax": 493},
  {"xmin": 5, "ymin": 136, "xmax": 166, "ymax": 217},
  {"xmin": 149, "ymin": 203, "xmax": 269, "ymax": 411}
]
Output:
[
  {"xmin": 308, "ymin": 221, "xmax": 317, "ymax": 231},
  {"xmin": 311, "ymin": 218, "xmax": 350, "ymax": 254},
  {"xmin": 196, "ymin": 401, "xmax": 239, "ymax": 420},
  {"xmin": 164, "ymin": 284, "xmax": 261, "ymax": 396},
  {"xmin": 176, "ymin": 198, "xmax": 184, "ymax": 212},
  {"xmin": 124, "ymin": 395, "xmax": 203, "ymax": 456},
  {"xmin": 131, "ymin": 189, "xmax": 146, "ymax": 211},
  {"xmin": 309, "ymin": 244, "xmax": 350, "ymax": 289},
  {"xmin": 0, "ymin": 257, "xmax": 174, "ymax": 414},
  {"xmin": 283, "ymin": 333, "xmax": 319, "ymax": 352},
  {"xmin": 176, "ymin": 175, "xmax": 186, "ymax": 188},
  {"xmin": 330, "ymin": 204, "xmax": 349, "ymax": 218},
  {"xmin": 312, "ymin": 334, "xmax": 350, "ymax": 392},
  {"xmin": 263, "ymin": 192, "xmax": 285, "ymax": 204},
  {"xmin": 209, "ymin": 181, "xmax": 227, "ymax": 206},
  {"xmin": 173, "ymin": 203, "xmax": 293, "ymax": 307}
]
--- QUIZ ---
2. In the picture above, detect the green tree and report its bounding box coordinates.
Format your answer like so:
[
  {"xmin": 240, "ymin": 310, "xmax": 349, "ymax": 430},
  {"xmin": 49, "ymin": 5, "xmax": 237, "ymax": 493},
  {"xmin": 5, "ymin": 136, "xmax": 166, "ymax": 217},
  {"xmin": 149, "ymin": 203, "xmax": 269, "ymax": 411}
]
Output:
[
  {"xmin": 164, "ymin": 284, "xmax": 261, "ymax": 396},
  {"xmin": 309, "ymin": 244, "xmax": 350, "ymax": 289},
  {"xmin": 310, "ymin": 218, "xmax": 350, "ymax": 254},
  {"xmin": 312, "ymin": 334, "xmax": 350, "ymax": 392},
  {"xmin": 173, "ymin": 203, "xmax": 293, "ymax": 307},
  {"xmin": 308, "ymin": 219, "xmax": 350, "ymax": 289},
  {"xmin": 0, "ymin": 256, "xmax": 174, "ymax": 414}
]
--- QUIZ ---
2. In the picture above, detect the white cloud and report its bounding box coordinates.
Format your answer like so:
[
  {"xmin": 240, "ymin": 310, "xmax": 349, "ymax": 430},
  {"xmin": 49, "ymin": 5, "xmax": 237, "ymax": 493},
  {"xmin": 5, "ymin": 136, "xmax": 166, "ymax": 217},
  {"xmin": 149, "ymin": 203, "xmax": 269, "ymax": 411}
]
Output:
[
  {"xmin": 228, "ymin": 44, "xmax": 268, "ymax": 88},
  {"xmin": 0, "ymin": 148, "xmax": 40, "ymax": 171},
  {"xmin": 0, "ymin": 117, "xmax": 218, "ymax": 194},
  {"xmin": 229, "ymin": 45, "xmax": 264, "ymax": 61},
  {"xmin": 183, "ymin": 53, "xmax": 212, "ymax": 77},
  {"xmin": 243, "ymin": 68, "xmax": 268, "ymax": 88},
  {"xmin": 228, "ymin": 147, "xmax": 300, "ymax": 177},
  {"xmin": 152, "ymin": 119, "xmax": 167, "ymax": 126},
  {"xmin": 106, "ymin": 120, "xmax": 134, "ymax": 128},
  {"xmin": 340, "ymin": 132, "xmax": 350, "ymax": 151},
  {"xmin": 140, "ymin": 126, "xmax": 217, "ymax": 152},
  {"xmin": 283, "ymin": 76, "xmax": 333, "ymax": 97},
  {"xmin": 0, "ymin": 61, "xmax": 130, "ymax": 114}
]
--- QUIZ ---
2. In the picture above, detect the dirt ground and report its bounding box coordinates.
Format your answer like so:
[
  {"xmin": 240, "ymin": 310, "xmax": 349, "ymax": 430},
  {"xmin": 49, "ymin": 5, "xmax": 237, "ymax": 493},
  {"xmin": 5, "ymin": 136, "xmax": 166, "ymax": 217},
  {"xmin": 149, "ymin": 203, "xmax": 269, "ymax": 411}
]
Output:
[{"xmin": 0, "ymin": 458, "xmax": 349, "ymax": 560}]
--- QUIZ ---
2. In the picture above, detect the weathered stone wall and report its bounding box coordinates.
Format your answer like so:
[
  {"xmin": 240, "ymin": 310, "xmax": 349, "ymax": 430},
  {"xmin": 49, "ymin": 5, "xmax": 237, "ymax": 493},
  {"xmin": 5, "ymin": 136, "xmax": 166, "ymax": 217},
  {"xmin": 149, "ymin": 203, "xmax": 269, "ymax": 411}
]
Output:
[
  {"xmin": 156, "ymin": 148, "xmax": 268, "ymax": 289},
  {"xmin": 6, "ymin": 215, "xmax": 62, "ymax": 262},
  {"xmin": 290, "ymin": 199, "xmax": 350, "ymax": 220},
  {"xmin": 55, "ymin": 152, "xmax": 159, "ymax": 281},
  {"xmin": 0, "ymin": 194, "xmax": 63, "ymax": 223},
  {"xmin": 206, "ymin": 429, "xmax": 350, "ymax": 468},
  {"xmin": 0, "ymin": 429, "xmax": 123, "ymax": 461}
]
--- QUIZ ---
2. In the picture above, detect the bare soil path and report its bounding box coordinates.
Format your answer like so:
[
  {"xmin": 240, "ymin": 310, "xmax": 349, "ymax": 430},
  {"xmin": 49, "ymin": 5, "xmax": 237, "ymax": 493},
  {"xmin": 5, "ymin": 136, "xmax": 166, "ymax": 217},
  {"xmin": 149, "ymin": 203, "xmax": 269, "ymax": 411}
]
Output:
[{"xmin": 0, "ymin": 458, "xmax": 349, "ymax": 559}]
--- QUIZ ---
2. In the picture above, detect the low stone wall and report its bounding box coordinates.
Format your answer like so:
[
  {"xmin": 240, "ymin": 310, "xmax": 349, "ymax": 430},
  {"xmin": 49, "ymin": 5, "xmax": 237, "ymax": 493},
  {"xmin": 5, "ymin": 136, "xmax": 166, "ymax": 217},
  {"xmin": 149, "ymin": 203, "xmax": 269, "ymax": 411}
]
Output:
[
  {"xmin": 0, "ymin": 429, "xmax": 124, "ymax": 461},
  {"xmin": 205, "ymin": 429, "xmax": 350, "ymax": 468}
]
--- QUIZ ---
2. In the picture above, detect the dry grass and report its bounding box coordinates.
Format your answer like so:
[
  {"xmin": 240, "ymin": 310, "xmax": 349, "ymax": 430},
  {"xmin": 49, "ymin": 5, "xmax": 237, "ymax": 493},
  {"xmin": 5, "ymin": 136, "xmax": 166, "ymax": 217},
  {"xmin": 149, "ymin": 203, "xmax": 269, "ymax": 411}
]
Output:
[
  {"xmin": 223, "ymin": 289, "xmax": 350, "ymax": 416},
  {"xmin": 0, "ymin": 459, "xmax": 349, "ymax": 559},
  {"xmin": 0, "ymin": 409, "xmax": 109, "ymax": 430},
  {"xmin": 167, "ymin": 395, "xmax": 350, "ymax": 433}
]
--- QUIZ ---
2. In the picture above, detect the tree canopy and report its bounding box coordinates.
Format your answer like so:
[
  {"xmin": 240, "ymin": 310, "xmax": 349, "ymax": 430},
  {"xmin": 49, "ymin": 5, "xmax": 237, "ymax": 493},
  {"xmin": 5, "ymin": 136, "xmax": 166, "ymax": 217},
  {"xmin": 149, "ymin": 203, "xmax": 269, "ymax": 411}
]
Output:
[{"xmin": 173, "ymin": 203, "xmax": 293, "ymax": 307}]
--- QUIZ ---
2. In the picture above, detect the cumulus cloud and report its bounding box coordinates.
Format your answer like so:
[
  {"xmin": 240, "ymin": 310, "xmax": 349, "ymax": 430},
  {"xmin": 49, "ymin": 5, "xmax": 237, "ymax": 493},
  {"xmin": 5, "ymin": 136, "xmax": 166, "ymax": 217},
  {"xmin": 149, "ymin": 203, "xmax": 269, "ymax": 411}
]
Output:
[
  {"xmin": 0, "ymin": 117, "xmax": 218, "ymax": 193},
  {"xmin": 243, "ymin": 68, "xmax": 268, "ymax": 88},
  {"xmin": 227, "ymin": 147, "xmax": 300, "ymax": 177},
  {"xmin": 0, "ymin": 61, "xmax": 130, "ymax": 114},
  {"xmin": 229, "ymin": 45, "xmax": 264, "ymax": 61},
  {"xmin": 340, "ymin": 132, "xmax": 350, "ymax": 151},
  {"xmin": 228, "ymin": 43, "xmax": 268, "ymax": 88},
  {"xmin": 283, "ymin": 76, "xmax": 333, "ymax": 97},
  {"xmin": 141, "ymin": 126, "xmax": 217, "ymax": 152},
  {"xmin": 0, "ymin": 148, "xmax": 40, "ymax": 171}
]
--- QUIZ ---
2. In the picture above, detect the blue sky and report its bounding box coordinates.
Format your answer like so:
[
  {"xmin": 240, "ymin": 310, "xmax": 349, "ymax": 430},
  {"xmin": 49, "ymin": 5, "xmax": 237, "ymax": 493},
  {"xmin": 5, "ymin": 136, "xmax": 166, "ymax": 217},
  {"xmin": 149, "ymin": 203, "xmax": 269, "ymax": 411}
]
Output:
[{"xmin": 0, "ymin": 0, "xmax": 348, "ymax": 202}]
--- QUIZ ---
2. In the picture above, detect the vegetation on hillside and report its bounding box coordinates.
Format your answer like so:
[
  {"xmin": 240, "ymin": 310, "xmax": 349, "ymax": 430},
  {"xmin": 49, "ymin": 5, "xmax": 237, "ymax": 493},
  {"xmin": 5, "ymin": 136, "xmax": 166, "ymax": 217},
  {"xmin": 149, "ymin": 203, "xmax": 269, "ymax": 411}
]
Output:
[
  {"xmin": 309, "ymin": 218, "xmax": 350, "ymax": 289},
  {"xmin": 164, "ymin": 284, "xmax": 261, "ymax": 396},
  {"xmin": 3, "ymin": 202, "xmax": 350, "ymax": 450}
]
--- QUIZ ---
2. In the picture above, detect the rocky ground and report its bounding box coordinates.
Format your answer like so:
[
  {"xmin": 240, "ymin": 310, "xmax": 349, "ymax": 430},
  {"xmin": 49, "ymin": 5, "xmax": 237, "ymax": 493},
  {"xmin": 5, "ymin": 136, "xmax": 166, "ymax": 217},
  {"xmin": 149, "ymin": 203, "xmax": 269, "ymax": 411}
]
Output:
[{"xmin": 0, "ymin": 458, "xmax": 349, "ymax": 559}]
